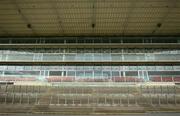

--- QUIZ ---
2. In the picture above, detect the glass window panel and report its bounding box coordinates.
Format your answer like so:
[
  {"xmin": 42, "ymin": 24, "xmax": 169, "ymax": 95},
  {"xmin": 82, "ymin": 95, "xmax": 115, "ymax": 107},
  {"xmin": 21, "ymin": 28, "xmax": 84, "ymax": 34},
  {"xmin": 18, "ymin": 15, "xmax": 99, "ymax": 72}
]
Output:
[
  {"xmin": 76, "ymin": 66, "xmax": 84, "ymax": 71},
  {"xmin": 125, "ymin": 71, "xmax": 138, "ymax": 76},
  {"xmin": 102, "ymin": 53, "xmax": 111, "ymax": 61},
  {"xmin": 148, "ymin": 71, "xmax": 180, "ymax": 76},
  {"xmin": 94, "ymin": 66, "xmax": 102, "ymax": 70},
  {"xmin": 67, "ymin": 71, "xmax": 75, "ymax": 76},
  {"xmin": 84, "ymin": 66, "xmax": 93, "ymax": 70},
  {"xmin": 94, "ymin": 71, "xmax": 102, "ymax": 77},
  {"xmin": 43, "ymin": 54, "xmax": 63, "ymax": 61},
  {"xmin": 7, "ymin": 54, "xmax": 33, "ymax": 61},
  {"xmin": 76, "ymin": 71, "xmax": 84, "ymax": 77},
  {"xmin": 102, "ymin": 66, "xmax": 111, "ymax": 71},
  {"xmin": 112, "ymin": 71, "xmax": 119, "ymax": 77},
  {"xmin": 64, "ymin": 54, "xmax": 76, "ymax": 61},
  {"xmin": 76, "ymin": 54, "xmax": 84, "ymax": 61},
  {"xmin": 111, "ymin": 66, "xmax": 119, "ymax": 71},
  {"xmin": 124, "ymin": 54, "xmax": 136, "ymax": 61},
  {"xmin": 147, "ymin": 66, "xmax": 155, "ymax": 70},
  {"xmin": 84, "ymin": 53, "xmax": 93, "ymax": 61},
  {"xmin": 111, "ymin": 54, "xmax": 122, "ymax": 61},
  {"xmin": 85, "ymin": 71, "xmax": 93, "ymax": 77},
  {"xmin": 4, "ymin": 71, "xmax": 40, "ymax": 76},
  {"xmin": 85, "ymin": 39, "xmax": 93, "ymax": 43},
  {"xmin": 103, "ymin": 71, "xmax": 111, "ymax": 78},
  {"xmin": 94, "ymin": 53, "xmax": 102, "ymax": 61},
  {"xmin": 49, "ymin": 71, "xmax": 62, "ymax": 76}
]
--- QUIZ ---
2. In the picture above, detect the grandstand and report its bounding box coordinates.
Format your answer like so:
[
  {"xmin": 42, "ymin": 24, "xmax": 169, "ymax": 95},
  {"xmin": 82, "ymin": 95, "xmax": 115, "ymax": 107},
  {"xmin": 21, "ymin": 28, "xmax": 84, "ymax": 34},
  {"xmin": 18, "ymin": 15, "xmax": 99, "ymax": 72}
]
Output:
[{"xmin": 0, "ymin": 0, "xmax": 180, "ymax": 114}]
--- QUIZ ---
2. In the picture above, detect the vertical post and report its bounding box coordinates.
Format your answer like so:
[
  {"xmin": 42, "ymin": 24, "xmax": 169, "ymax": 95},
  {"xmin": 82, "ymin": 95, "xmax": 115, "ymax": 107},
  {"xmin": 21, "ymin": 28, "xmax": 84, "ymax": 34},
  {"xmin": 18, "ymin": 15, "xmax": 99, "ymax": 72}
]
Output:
[
  {"xmin": 72, "ymin": 95, "xmax": 74, "ymax": 106},
  {"xmin": 174, "ymin": 86, "xmax": 177, "ymax": 105},
  {"xmin": 19, "ymin": 85, "xmax": 21, "ymax": 93},
  {"xmin": 5, "ymin": 85, "xmax": 7, "ymax": 93},
  {"xmin": 160, "ymin": 85, "xmax": 163, "ymax": 95},
  {"xmin": 12, "ymin": 94, "xmax": 15, "ymax": 104},
  {"xmin": 172, "ymin": 76, "xmax": 174, "ymax": 82},
  {"xmin": 140, "ymin": 85, "xmax": 143, "ymax": 94},
  {"xmin": 58, "ymin": 95, "xmax": 60, "ymax": 105},
  {"xmin": 87, "ymin": 95, "xmax": 89, "ymax": 105},
  {"xmin": 147, "ymin": 86, "xmax": 149, "ymax": 94},
  {"xmin": 12, "ymin": 85, "xmax": 14, "ymax": 94},
  {"xmin": 4, "ymin": 93, "xmax": 7, "ymax": 104},
  {"xmin": 127, "ymin": 94, "xmax": 129, "ymax": 106},
  {"xmin": 19, "ymin": 93, "xmax": 22, "ymax": 104},
  {"xmin": 65, "ymin": 96, "xmax": 67, "ymax": 105},
  {"xmin": 112, "ymin": 96, "xmax": 115, "ymax": 106},
  {"xmin": 174, "ymin": 95, "xmax": 177, "ymax": 105},
  {"xmin": 167, "ymin": 85, "xmax": 169, "ymax": 95},
  {"xmin": 127, "ymin": 86, "xmax": 129, "ymax": 106},
  {"xmin": 35, "ymin": 93, "xmax": 38, "ymax": 104},
  {"xmin": 165, "ymin": 94, "xmax": 168, "ymax": 105},
  {"xmin": 150, "ymin": 94, "xmax": 152, "ymax": 106},
  {"xmin": 25, "ymin": 86, "xmax": 27, "ymax": 93},
  {"xmin": 38, "ymin": 86, "xmax": 40, "ymax": 93},
  {"xmin": 96, "ymin": 97, "xmax": 98, "ymax": 106},
  {"xmin": 33, "ymin": 86, "xmax": 35, "ymax": 93},
  {"xmin": 158, "ymin": 94, "xmax": 160, "ymax": 106},
  {"xmin": 50, "ymin": 95, "xmax": 52, "ymax": 105},
  {"xmin": 135, "ymin": 95, "xmax": 138, "ymax": 106},
  {"xmin": 80, "ymin": 96, "xmax": 82, "ymax": 106},
  {"xmin": 120, "ymin": 95, "xmax": 122, "ymax": 106},
  {"xmin": 28, "ymin": 94, "xmax": 30, "ymax": 104}
]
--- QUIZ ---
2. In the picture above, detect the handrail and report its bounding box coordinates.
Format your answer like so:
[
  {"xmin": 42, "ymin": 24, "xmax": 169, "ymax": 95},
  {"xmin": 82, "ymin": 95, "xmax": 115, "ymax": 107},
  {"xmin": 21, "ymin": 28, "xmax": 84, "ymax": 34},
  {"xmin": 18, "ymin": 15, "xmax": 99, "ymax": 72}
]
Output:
[
  {"xmin": 0, "ymin": 43, "xmax": 180, "ymax": 48},
  {"xmin": 0, "ymin": 61, "xmax": 180, "ymax": 65}
]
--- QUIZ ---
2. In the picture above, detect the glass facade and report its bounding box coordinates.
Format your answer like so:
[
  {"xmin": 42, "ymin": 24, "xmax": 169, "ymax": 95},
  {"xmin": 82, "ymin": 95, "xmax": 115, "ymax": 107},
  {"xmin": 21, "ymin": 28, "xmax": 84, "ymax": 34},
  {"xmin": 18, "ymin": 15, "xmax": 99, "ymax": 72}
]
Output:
[
  {"xmin": 0, "ymin": 65, "xmax": 180, "ymax": 82},
  {"xmin": 0, "ymin": 48, "xmax": 180, "ymax": 62},
  {"xmin": 0, "ymin": 37, "xmax": 180, "ymax": 83}
]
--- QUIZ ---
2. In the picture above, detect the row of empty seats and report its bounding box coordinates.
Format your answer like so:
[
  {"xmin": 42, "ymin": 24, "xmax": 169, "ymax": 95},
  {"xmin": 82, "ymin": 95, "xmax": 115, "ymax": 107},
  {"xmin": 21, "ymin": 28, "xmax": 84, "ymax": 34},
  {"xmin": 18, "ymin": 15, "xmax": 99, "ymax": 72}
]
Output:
[
  {"xmin": 1, "ymin": 53, "xmax": 180, "ymax": 61},
  {"xmin": 0, "ymin": 85, "xmax": 179, "ymax": 105},
  {"xmin": 150, "ymin": 77, "xmax": 180, "ymax": 82},
  {"xmin": 46, "ymin": 76, "xmax": 144, "ymax": 82},
  {"xmin": 1, "ymin": 76, "xmax": 180, "ymax": 82},
  {"xmin": 0, "ymin": 76, "xmax": 37, "ymax": 81}
]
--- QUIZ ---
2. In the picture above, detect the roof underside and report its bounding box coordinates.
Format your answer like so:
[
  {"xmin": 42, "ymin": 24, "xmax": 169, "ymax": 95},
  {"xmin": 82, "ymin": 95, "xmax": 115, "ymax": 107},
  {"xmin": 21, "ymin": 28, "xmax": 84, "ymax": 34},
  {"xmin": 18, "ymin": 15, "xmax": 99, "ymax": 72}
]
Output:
[{"xmin": 0, "ymin": 0, "xmax": 180, "ymax": 37}]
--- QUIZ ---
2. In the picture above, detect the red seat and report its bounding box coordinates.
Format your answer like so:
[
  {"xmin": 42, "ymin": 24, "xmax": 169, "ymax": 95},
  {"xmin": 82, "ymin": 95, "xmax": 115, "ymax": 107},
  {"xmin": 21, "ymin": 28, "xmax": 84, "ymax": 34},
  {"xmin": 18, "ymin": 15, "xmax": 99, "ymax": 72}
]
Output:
[
  {"xmin": 150, "ymin": 77, "xmax": 161, "ymax": 82},
  {"xmin": 174, "ymin": 77, "xmax": 180, "ymax": 82},
  {"xmin": 112, "ymin": 77, "xmax": 125, "ymax": 82},
  {"xmin": 111, "ymin": 76, "xmax": 143, "ymax": 82},
  {"xmin": 162, "ymin": 77, "xmax": 173, "ymax": 82},
  {"xmin": 46, "ymin": 76, "xmax": 75, "ymax": 82}
]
